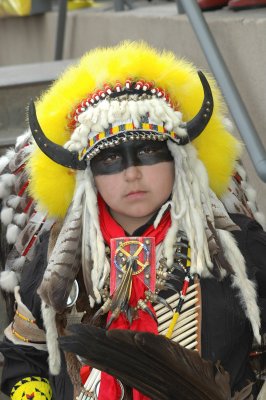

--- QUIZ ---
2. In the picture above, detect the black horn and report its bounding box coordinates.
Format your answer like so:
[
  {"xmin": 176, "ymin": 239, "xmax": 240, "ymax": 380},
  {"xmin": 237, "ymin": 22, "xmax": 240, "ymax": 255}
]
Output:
[
  {"xmin": 29, "ymin": 101, "xmax": 87, "ymax": 170},
  {"xmin": 179, "ymin": 71, "xmax": 214, "ymax": 145}
]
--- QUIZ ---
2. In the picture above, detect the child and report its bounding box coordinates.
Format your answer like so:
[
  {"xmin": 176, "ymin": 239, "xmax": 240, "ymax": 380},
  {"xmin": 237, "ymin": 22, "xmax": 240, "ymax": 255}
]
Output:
[{"xmin": 0, "ymin": 41, "xmax": 265, "ymax": 400}]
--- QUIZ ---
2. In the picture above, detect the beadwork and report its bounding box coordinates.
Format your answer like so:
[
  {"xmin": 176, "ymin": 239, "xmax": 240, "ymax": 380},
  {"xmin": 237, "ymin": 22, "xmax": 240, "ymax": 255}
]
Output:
[
  {"xmin": 68, "ymin": 80, "xmax": 174, "ymax": 130},
  {"xmin": 98, "ymin": 232, "xmax": 193, "ymax": 331}
]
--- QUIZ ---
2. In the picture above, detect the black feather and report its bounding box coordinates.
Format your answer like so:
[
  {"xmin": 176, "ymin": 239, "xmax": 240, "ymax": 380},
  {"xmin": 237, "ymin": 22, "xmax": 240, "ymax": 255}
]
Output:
[{"xmin": 60, "ymin": 325, "xmax": 253, "ymax": 400}]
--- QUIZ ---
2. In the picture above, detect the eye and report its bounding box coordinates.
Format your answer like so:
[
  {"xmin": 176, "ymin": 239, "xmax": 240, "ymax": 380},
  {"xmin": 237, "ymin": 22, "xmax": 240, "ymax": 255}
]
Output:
[
  {"xmin": 138, "ymin": 146, "xmax": 159, "ymax": 156},
  {"xmin": 101, "ymin": 153, "xmax": 121, "ymax": 164}
]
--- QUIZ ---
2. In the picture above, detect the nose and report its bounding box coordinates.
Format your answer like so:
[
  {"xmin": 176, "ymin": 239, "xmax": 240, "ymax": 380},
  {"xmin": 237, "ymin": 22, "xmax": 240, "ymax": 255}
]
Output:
[{"xmin": 124, "ymin": 165, "xmax": 142, "ymax": 181}]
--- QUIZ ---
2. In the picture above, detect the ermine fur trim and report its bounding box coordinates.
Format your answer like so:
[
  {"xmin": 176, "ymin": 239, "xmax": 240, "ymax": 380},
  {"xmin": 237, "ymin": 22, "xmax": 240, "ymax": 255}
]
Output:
[
  {"xmin": 165, "ymin": 141, "xmax": 212, "ymax": 276},
  {"xmin": 41, "ymin": 302, "xmax": 61, "ymax": 375},
  {"xmin": 217, "ymin": 229, "xmax": 261, "ymax": 343}
]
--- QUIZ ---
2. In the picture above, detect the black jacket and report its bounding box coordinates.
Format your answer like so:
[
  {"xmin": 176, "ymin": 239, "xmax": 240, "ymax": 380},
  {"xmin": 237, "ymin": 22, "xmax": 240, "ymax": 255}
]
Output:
[{"xmin": 1, "ymin": 213, "xmax": 266, "ymax": 399}]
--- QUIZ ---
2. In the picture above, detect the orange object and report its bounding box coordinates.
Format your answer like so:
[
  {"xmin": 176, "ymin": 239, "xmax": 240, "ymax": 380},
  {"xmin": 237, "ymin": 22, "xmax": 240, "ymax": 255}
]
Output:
[
  {"xmin": 197, "ymin": 0, "xmax": 228, "ymax": 10},
  {"xmin": 228, "ymin": 0, "xmax": 266, "ymax": 9}
]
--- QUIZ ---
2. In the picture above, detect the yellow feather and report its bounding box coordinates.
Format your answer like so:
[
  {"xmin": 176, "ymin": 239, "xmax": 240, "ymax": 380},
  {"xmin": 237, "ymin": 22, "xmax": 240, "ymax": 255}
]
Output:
[{"xmin": 28, "ymin": 41, "xmax": 241, "ymax": 217}]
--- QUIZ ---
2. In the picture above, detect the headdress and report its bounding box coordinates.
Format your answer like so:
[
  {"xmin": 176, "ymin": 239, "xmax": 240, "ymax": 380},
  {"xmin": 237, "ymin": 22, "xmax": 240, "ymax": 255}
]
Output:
[{"xmin": 27, "ymin": 41, "xmax": 241, "ymax": 218}]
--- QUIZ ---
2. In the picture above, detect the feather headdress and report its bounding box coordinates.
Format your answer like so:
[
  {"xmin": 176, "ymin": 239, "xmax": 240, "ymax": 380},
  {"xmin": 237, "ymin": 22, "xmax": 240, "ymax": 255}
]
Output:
[{"xmin": 28, "ymin": 41, "xmax": 241, "ymax": 218}]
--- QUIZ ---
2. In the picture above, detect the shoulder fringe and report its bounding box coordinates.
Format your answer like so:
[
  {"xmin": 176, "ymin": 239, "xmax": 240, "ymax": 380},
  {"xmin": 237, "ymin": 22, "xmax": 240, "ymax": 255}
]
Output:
[
  {"xmin": 41, "ymin": 301, "xmax": 61, "ymax": 375},
  {"xmin": 217, "ymin": 229, "xmax": 261, "ymax": 343}
]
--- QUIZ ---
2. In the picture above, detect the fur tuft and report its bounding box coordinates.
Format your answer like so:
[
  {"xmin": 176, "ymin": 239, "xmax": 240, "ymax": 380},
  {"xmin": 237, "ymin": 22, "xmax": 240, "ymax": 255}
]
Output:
[
  {"xmin": 15, "ymin": 130, "xmax": 32, "ymax": 150},
  {"xmin": 6, "ymin": 196, "xmax": 20, "ymax": 209},
  {"xmin": 6, "ymin": 224, "xmax": 21, "ymax": 244},
  {"xmin": 0, "ymin": 182, "xmax": 11, "ymax": 199},
  {"xmin": 13, "ymin": 212, "xmax": 27, "ymax": 227},
  {"xmin": 1, "ymin": 173, "xmax": 15, "ymax": 187},
  {"xmin": 0, "ymin": 270, "xmax": 19, "ymax": 292},
  {"xmin": 12, "ymin": 256, "xmax": 26, "ymax": 270},
  {"xmin": 1, "ymin": 207, "xmax": 14, "ymax": 225},
  {"xmin": 0, "ymin": 156, "xmax": 10, "ymax": 174}
]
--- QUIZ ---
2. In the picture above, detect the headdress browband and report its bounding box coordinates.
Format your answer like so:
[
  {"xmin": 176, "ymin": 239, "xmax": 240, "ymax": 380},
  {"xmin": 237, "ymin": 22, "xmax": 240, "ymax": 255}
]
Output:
[
  {"xmin": 67, "ymin": 78, "xmax": 174, "ymax": 131},
  {"xmin": 29, "ymin": 71, "xmax": 213, "ymax": 171}
]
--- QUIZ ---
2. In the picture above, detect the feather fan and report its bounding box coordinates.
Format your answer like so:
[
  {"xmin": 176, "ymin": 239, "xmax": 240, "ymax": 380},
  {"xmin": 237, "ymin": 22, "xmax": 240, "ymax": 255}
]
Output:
[{"xmin": 60, "ymin": 325, "xmax": 253, "ymax": 400}]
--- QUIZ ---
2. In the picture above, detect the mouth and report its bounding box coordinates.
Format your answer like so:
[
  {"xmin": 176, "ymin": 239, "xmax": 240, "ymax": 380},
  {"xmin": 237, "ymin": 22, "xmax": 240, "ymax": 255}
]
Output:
[{"xmin": 125, "ymin": 190, "xmax": 147, "ymax": 198}]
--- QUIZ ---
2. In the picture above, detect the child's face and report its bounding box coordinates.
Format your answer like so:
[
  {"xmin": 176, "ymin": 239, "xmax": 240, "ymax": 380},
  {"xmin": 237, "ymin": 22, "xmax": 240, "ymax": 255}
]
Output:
[{"xmin": 92, "ymin": 139, "xmax": 174, "ymax": 233}]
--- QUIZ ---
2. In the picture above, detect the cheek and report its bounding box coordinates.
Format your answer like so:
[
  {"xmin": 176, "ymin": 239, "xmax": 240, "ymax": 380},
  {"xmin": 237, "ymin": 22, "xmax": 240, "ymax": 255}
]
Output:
[
  {"xmin": 150, "ymin": 163, "xmax": 174, "ymax": 194},
  {"xmin": 94, "ymin": 175, "xmax": 120, "ymax": 205}
]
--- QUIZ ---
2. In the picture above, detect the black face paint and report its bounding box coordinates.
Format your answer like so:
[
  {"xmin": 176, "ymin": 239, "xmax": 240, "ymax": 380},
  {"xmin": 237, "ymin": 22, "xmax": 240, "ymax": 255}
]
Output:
[{"xmin": 90, "ymin": 139, "xmax": 173, "ymax": 176}]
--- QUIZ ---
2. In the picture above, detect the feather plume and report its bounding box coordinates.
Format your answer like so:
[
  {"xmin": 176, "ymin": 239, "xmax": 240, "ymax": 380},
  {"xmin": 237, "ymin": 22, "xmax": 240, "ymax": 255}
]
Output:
[
  {"xmin": 60, "ymin": 325, "xmax": 253, "ymax": 400},
  {"xmin": 81, "ymin": 202, "xmax": 94, "ymax": 297},
  {"xmin": 38, "ymin": 202, "xmax": 83, "ymax": 313}
]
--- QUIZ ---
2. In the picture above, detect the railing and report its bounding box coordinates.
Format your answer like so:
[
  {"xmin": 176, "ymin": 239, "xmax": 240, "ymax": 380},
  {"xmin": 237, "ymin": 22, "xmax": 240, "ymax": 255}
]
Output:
[{"xmin": 176, "ymin": 0, "xmax": 266, "ymax": 182}]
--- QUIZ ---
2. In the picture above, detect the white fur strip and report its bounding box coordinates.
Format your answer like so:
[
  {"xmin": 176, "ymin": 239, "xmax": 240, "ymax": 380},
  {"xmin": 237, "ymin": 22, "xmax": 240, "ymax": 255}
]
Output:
[
  {"xmin": 218, "ymin": 229, "xmax": 261, "ymax": 343},
  {"xmin": 41, "ymin": 302, "xmax": 61, "ymax": 375}
]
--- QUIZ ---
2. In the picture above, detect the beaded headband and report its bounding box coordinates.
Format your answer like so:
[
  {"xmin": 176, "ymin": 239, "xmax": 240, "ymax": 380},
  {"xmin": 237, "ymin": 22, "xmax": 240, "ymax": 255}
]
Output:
[
  {"xmin": 29, "ymin": 71, "xmax": 213, "ymax": 170},
  {"xmin": 67, "ymin": 79, "xmax": 173, "ymax": 131}
]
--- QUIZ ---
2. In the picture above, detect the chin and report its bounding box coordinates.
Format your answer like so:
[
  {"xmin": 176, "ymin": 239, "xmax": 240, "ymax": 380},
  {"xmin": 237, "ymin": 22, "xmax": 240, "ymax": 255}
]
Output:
[{"xmin": 125, "ymin": 208, "xmax": 156, "ymax": 220}]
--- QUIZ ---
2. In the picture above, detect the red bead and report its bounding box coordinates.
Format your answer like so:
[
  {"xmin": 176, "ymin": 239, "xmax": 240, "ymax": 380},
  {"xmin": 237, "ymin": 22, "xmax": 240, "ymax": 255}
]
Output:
[
  {"xmin": 135, "ymin": 80, "xmax": 144, "ymax": 90},
  {"xmin": 125, "ymin": 79, "xmax": 132, "ymax": 88},
  {"xmin": 181, "ymin": 279, "xmax": 189, "ymax": 296},
  {"xmin": 115, "ymin": 81, "xmax": 122, "ymax": 92},
  {"xmin": 103, "ymin": 83, "xmax": 112, "ymax": 94}
]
